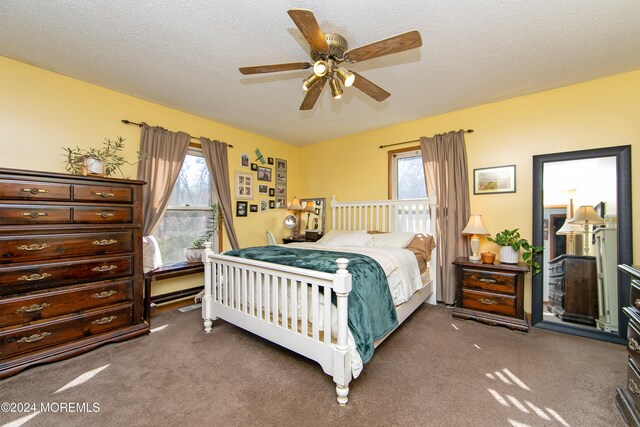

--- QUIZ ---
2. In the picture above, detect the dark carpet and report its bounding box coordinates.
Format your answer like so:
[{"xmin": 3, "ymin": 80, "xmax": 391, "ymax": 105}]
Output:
[{"xmin": 0, "ymin": 304, "xmax": 628, "ymax": 426}]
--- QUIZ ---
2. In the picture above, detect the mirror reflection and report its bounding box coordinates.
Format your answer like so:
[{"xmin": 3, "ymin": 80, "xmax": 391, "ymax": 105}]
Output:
[{"xmin": 300, "ymin": 198, "xmax": 326, "ymax": 235}]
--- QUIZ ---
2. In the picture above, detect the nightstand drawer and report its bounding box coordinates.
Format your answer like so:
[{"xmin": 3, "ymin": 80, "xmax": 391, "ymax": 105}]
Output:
[
  {"xmin": 461, "ymin": 289, "xmax": 516, "ymax": 317},
  {"xmin": 462, "ymin": 268, "xmax": 516, "ymax": 294}
]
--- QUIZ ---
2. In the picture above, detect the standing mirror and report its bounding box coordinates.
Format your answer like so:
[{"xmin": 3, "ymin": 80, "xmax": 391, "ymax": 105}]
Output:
[
  {"xmin": 300, "ymin": 198, "xmax": 326, "ymax": 235},
  {"xmin": 532, "ymin": 145, "xmax": 631, "ymax": 343}
]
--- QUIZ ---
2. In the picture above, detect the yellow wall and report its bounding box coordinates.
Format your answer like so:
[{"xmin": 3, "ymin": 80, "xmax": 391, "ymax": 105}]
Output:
[{"xmin": 300, "ymin": 70, "xmax": 640, "ymax": 310}]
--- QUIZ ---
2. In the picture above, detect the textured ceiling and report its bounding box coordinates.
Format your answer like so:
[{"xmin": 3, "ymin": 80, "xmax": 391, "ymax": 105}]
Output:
[{"xmin": 1, "ymin": 1, "xmax": 639, "ymax": 146}]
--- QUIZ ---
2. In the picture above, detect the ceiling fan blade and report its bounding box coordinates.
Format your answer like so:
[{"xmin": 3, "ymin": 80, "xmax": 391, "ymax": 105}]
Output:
[
  {"xmin": 351, "ymin": 72, "xmax": 390, "ymax": 102},
  {"xmin": 344, "ymin": 30, "xmax": 422, "ymax": 63},
  {"xmin": 239, "ymin": 62, "xmax": 312, "ymax": 75},
  {"xmin": 300, "ymin": 78, "xmax": 327, "ymax": 110},
  {"xmin": 288, "ymin": 9, "xmax": 329, "ymax": 53}
]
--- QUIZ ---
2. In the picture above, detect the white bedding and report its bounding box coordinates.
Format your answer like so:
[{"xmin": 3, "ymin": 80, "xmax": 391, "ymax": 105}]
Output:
[{"xmin": 284, "ymin": 242, "xmax": 430, "ymax": 377}]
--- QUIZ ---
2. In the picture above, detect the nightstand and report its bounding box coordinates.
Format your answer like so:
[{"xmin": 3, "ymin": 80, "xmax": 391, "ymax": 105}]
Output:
[
  {"xmin": 281, "ymin": 236, "xmax": 307, "ymax": 244},
  {"xmin": 452, "ymin": 257, "xmax": 529, "ymax": 332}
]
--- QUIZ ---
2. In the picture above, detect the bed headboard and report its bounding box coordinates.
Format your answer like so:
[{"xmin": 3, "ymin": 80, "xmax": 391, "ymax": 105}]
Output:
[{"xmin": 330, "ymin": 196, "xmax": 437, "ymax": 237}]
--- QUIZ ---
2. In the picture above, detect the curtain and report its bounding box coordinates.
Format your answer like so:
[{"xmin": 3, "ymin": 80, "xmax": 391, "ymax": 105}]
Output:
[
  {"xmin": 420, "ymin": 130, "xmax": 470, "ymax": 304},
  {"xmin": 136, "ymin": 123, "xmax": 190, "ymax": 236},
  {"xmin": 200, "ymin": 137, "xmax": 240, "ymax": 250}
]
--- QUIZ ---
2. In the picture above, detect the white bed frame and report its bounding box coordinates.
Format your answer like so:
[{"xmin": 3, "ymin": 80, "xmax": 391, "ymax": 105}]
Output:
[{"xmin": 201, "ymin": 197, "xmax": 437, "ymax": 405}]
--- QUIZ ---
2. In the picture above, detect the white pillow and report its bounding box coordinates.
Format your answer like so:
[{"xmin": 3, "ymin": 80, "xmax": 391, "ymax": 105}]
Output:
[
  {"xmin": 315, "ymin": 229, "xmax": 340, "ymax": 244},
  {"xmin": 323, "ymin": 231, "xmax": 372, "ymax": 247},
  {"xmin": 370, "ymin": 232, "xmax": 416, "ymax": 248},
  {"xmin": 142, "ymin": 236, "xmax": 163, "ymax": 273}
]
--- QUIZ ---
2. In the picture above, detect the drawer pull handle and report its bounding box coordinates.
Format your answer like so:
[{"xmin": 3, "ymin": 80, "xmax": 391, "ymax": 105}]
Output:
[
  {"xmin": 92, "ymin": 265, "xmax": 117, "ymax": 273},
  {"xmin": 18, "ymin": 273, "xmax": 51, "ymax": 281},
  {"xmin": 479, "ymin": 298, "xmax": 498, "ymax": 305},
  {"xmin": 17, "ymin": 303, "xmax": 51, "ymax": 313},
  {"xmin": 17, "ymin": 332, "xmax": 51, "ymax": 343},
  {"xmin": 479, "ymin": 278, "xmax": 497, "ymax": 284},
  {"xmin": 21, "ymin": 188, "xmax": 49, "ymax": 194},
  {"xmin": 95, "ymin": 192, "xmax": 115, "ymax": 198},
  {"xmin": 630, "ymin": 378, "xmax": 640, "ymax": 397},
  {"xmin": 20, "ymin": 212, "xmax": 48, "ymax": 218},
  {"xmin": 92, "ymin": 290, "xmax": 117, "ymax": 299},
  {"xmin": 635, "ymin": 299, "xmax": 640, "ymax": 309},
  {"xmin": 17, "ymin": 243, "xmax": 51, "ymax": 251},
  {"xmin": 94, "ymin": 212, "xmax": 115, "ymax": 218},
  {"xmin": 630, "ymin": 337, "xmax": 640, "ymax": 353},
  {"xmin": 92, "ymin": 316, "xmax": 117, "ymax": 325},
  {"xmin": 93, "ymin": 239, "xmax": 118, "ymax": 246}
]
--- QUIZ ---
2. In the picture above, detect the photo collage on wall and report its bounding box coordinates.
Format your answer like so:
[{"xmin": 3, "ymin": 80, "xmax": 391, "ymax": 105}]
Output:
[{"xmin": 236, "ymin": 152, "xmax": 285, "ymax": 216}]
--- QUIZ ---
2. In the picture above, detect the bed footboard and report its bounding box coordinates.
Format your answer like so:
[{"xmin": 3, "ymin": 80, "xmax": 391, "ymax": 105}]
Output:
[{"xmin": 202, "ymin": 242, "xmax": 353, "ymax": 405}]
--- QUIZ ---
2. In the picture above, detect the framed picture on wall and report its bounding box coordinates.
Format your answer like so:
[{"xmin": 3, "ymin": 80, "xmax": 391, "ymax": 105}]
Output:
[
  {"xmin": 236, "ymin": 201, "xmax": 248, "ymax": 217},
  {"xmin": 473, "ymin": 165, "xmax": 516, "ymax": 195},
  {"xmin": 257, "ymin": 166, "xmax": 272, "ymax": 182},
  {"xmin": 234, "ymin": 171, "xmax": 253, "ymax": 200},
  {"xmin": 249, "ymin": 204, "xmax": 258, "ymax": 213}
]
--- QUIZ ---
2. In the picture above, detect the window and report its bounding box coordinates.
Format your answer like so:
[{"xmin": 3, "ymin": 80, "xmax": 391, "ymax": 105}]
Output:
[
  {"xmin": 153, "ymin": 150, "xmax": 216, "ymax": 264},
  {"xmin": 389, "ymin": 148, "xmax": 426, "ymax": 199}
]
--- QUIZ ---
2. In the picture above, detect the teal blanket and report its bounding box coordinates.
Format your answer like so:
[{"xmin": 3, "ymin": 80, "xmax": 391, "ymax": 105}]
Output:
[{"xmin": 224, "ymin": 246, "xmax": 398, "ymax": 363}]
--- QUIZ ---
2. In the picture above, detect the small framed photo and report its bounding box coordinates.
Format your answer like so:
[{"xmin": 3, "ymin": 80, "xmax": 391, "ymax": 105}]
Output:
[
  {"xmin": 235, "ymin": 171, "xmax": 253, "ymax": 200},
  {"xmin": 269, "ymin": 187, "xmax": 275, "ymax": 197},
  {"xmin": 251, "ymin": 163, "xmax": 257, "ymax": 171},
  {"xmin": 473, "ymin": 165, "xmax": 516, "ymax": 195},
  {"xmin": 241, "ymin": 154, "xmax": 249, "ymax": 168},
  {"xmin": 257, "ymin": 166, "xmax": 272, "ymax": 182},
  {"xmin": 260, "ymin": 200, "xmax": 269, "ymax": 212},
  {"xmin": 258, "ymin": 184, "xmax": 268, "ymax": 194},
  {"xmin": 236, "ymin": 201, "xmax": 248, "ymax": 217},
  {"xmin": 267, "ymin": 157, "xmax": 274, "ymax": 165},
  {"xmin": 249, "ymin": 204, "xmax": 258, "ymax": 213},
  {"xmin": 276, "ymin": 184, "xmax": 286, "ymax": 195},
  {"xmin": 276, "ymin": 172, "xmax": 286, "ymax": 183},
  {"xmin": 276, "ymin": 158, "xmax": 287, "ymax": 171},
  {"xmin": 276, "ymin": 197, "xmax": 287, "ymax": 209},
  {"xmin": 269, "ymin": 200, "xmax": 275, "ymax": 209}
]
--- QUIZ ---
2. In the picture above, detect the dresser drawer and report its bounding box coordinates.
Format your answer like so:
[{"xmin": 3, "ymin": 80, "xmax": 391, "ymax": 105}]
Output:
[
  {"xmin": 628, "ymin": 320, "xmax": 640, "ymax": 367},
  {"xmin": 0, "ymin": 255, "xmax": 134, "ymax": 296},
  {"xmin": 549, "ymin": 260, "xmax": 565, "ymax": 274},
  {"xmin": 0, "ymin": 205, "xmax": 71, "ymax": 225},
  {"xmin": 0, "ymin": 280, "xmax": 133, "ymax": 327},
  {"xmin": 0, "ymin": 304, "xmax": 133, "ymax": 360},
  {"xmin": 0, "ymin": 180, "xmax": 71, "ymax": 202},
  {"xmin": 461, "ymin": 289, "xmax": 516, "ymax": 317},
  {"xmin": 462, "ymin": 268, "xmax": 516, "ymax": 294},
  {"xmin": 73, "ymin": 206, "xmax": 132, "ymax": 223},
  {"xmin": 630, "ymin": 280, "xmax": 640, "ymax": 313},
  {"xmin": 0, "ymin": 231, "xmax": 134, "ymax": 264},
  {"xmin": 73, "ymin": 185, "xmax": 133, "ymax": 203}
]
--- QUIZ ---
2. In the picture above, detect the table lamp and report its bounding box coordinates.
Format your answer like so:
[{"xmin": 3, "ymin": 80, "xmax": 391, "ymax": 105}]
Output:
[
  {"xmin": 287, "ymin": 196, "xmax": 303, "ymax": 236},
  {"xmin": 556, "ymin": 219, "xmax": 583, "ymax": 255},
  {"xmin": 568, "ymin": 205, "xmax": 605, "ymax": 256},
  {"xmin": 303, "ymin": 200, "xmax": 315, "ymax": 230},
  {"xmin": 462, "ymin": 214, "xmax": 489, "ymax": 262}
]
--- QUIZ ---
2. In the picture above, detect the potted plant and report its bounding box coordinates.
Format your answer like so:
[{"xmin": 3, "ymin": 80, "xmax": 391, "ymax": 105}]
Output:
[
  {"xmin": 487, "ymin": 228, "xmax": 544, "ymax": 275},
  {"xmin": 184, "ymin": 204, "xmax": 219, "ymax": 263},
  {"xmin": 63, "ymin": 136, "xmax": 145, "ymax": 178}
]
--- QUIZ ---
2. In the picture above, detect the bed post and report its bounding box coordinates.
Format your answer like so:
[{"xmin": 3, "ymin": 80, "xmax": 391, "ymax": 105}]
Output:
[
  {"xmin": 333, "ymin": 258, "xmax": 352, "ymax": 406},
  {"xmin": 202, "ymin": 241, "xmax": 214, "ymax": 333}
]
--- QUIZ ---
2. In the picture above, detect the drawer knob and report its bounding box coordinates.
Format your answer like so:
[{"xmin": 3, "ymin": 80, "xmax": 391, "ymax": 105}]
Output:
[
  {"xmin": 92, "ymin": 290, "xmax": 118, "ymax": 299},
  {"xmin": 17, "ymin": 243, "xmax": 51, "ymax": 251},
  {"xmin": 20, "ymin": 212, "xmax": 48, "ymax": 218},
  {"xmin": 18, "ymin": 273, "xmax": 51, "ymax": 281},
  {"xmin": 479, "ymin": 278, "xmax": 497, "ymax": 284},
  {"xmin": 630, "ymin": 337, "xmax": 640, "ymax": 353},
  {"xmin": 17, "ymin": 332, "xmax": 51, "ymax": 343},
  {"xmin": 95, "ymin": 191, "xmax": 115, "ymax": 198},
  {"xmin": 479, "ymin": 298, "xmax": 498, "ymax": 305},
  {"xmin": 92, "ymin": 265, "xmax": 117, "ymax": 273},
  {"xmin": 21, "ymin": 188, "xmax": 49, "ymax": 194},
  {"xmin": 92, "ymin": 239, "xmax": 118, "ymax": 246},
  {"xmin": 17, "ymin": 303, "xmax": 51, "ymax": 313},
  {"xmin": 630, "ymin": 378, "xmax": 640, "ymax": 397},
  {"xmin": 635, "ymin": 299, "xmax": 640, "ymax": 309},
  {"xmin": 92, "ymin": 316, "xmax": 117, "ymax": 325},
  {"xmin": 93, "ymin": 212, "xmax": 115, "ymax": 218}
]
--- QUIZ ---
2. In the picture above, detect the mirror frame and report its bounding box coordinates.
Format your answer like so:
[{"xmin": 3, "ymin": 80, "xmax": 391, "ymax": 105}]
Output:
[
  {"xmin": 532, "ymin": 145, "xmax": 632, "ymax": 344},
  {"xmin": 299, "ymin": 197, "xmax": 326, "ymax": 234}
]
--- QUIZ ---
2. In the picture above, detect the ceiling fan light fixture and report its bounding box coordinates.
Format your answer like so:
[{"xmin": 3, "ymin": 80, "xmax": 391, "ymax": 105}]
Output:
[
  {"xmin": 302, "ymin": 74, "xmax": 321, "ymax": 91},
  {"xmin": 329, "ymin": 78, "xmax": 343, "ymax": 99},
  {"xmin": 313, "ymin": 60, "xmax": 328, "ymax": 77},
  {"xmin": 336, "ymin": 67, "xmax": 355, "ymax": 87}
]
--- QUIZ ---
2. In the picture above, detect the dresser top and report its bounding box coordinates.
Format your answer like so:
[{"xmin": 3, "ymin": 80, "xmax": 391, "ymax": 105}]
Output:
[{"xmin": 0, "ymin": 167, "xmax": 146, "ymax": 186}]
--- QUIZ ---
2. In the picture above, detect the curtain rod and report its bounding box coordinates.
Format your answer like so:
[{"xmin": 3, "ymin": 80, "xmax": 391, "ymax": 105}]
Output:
[
  {"xmin": 378, "ymin": 129, "xmax": 474, "ymax": 149},
  {"xmin": 121, "ymin": 119, "xmax": 234, "ymax": 148}
]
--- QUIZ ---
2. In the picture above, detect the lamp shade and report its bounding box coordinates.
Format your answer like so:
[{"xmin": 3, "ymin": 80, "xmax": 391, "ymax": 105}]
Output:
[
  {"xmin": 303, "ymin": 200, "xmax": 315, "ymax": 213},
  {"xmin": 287, "ymin": 197, "xmax": 303, "ymax": 211},
  {"xmin": 556, "ymin": 219, "xmax": 584, "ymax": 235},
  {"xmin": 462, "ymin": 215, "xmax": 489, "ymax": 236},
  {"xmin": 569, "ymin": 205, "xmax": 605, "ymax": 225}
]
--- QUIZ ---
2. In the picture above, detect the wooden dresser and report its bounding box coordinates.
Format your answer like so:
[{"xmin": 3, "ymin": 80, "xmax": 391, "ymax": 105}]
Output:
[
  {"xmin": 617, "ymin": 264, "xmax": 640, "ymax": 426},
  {"xmin": 547, "ymin": 254, "xmax": 598, "ymax": 326},
  {"xmin": 0, "ymin": 168, "xmax": 148, "ymax": 378},
  {"xmin": 452, "ymin": 257, "xmax": 529, "ymax": 332}
]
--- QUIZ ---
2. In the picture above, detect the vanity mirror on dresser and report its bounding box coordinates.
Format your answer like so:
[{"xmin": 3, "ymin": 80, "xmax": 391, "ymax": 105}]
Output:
[{"xmin": 0, "ymin": 167, "xmax": 148, "ymax": 378}]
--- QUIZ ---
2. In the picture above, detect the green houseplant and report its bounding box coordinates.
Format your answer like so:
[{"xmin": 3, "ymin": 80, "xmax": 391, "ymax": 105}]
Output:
[
  {"xmin": 184, "ymin": 204, "xmax": 219, "ymax": 262},
  {"xmin": 63, "ymin": 136, "xmax": 145, "ymax": 178},
  {"xmin": 487, "ymin": 228, "xmax": 544, "ymax": 275}
]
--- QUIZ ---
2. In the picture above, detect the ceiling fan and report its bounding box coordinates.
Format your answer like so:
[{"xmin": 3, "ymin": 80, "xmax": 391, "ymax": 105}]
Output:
[{"xmin": 239, "ymin": 9, "xmax": 422, "ymax": 110}]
